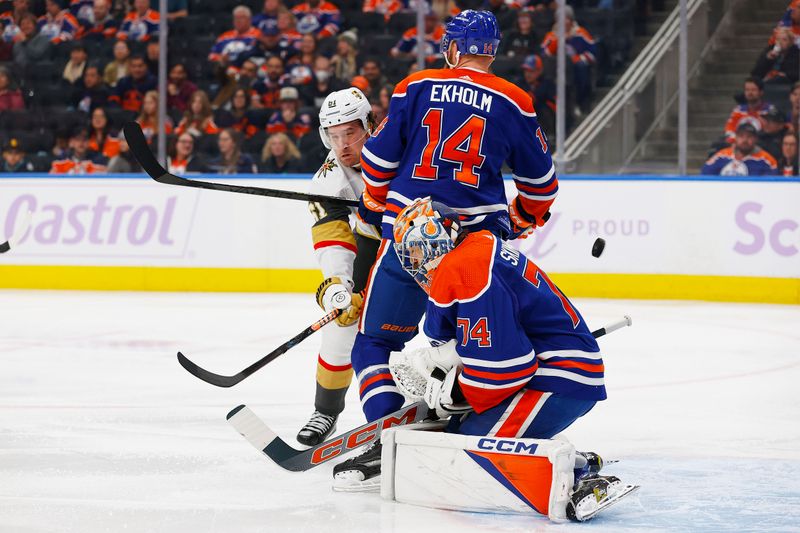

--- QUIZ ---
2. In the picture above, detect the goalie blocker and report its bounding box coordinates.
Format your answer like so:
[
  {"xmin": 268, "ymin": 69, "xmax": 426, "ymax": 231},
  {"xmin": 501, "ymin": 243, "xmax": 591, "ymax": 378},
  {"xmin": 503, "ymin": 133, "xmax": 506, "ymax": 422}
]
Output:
[{"xmin": 381, "ymin": 426, "xmax": 639, "ymax": 522}]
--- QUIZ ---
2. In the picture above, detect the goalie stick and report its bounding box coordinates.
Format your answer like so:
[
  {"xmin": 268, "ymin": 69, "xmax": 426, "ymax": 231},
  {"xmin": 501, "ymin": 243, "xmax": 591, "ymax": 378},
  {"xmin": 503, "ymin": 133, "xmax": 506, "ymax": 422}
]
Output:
[
  {"xmin": 227, "ymin": 401, "xmax": 431, "ymax": 472},
  {"xmin": 227, "ymin": 316, "xmax": 633, "ymax": 472},
  {"xmin": 177, "ymin": 309, "xmax": 341, "ymax": 388},
  {"xmin": 122, "ymin": 122, "xmax": 359, "ymax": 207},
  {"xmin": 0, "ymin": 210, "xmax": 32, "ymax": 254}
]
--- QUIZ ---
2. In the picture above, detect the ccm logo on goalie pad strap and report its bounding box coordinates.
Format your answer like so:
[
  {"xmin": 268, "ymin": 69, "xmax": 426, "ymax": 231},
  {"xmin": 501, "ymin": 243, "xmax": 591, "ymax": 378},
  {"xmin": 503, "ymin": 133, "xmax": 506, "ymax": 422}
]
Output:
[
  {"xmin": 310, "ymin": 406, "xmax": 421, "ymax": 465},
  {"xmin": 476, "ymin": 438, "xmax": 538, "ymax": 455}
]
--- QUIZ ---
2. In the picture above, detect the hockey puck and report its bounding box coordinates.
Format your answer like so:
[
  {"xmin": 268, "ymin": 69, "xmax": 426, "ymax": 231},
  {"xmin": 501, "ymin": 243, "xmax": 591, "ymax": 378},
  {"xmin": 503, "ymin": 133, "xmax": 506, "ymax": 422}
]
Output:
[{"xmin": 592, "ymin": 238, "xmax": 606, "ymax": 258}]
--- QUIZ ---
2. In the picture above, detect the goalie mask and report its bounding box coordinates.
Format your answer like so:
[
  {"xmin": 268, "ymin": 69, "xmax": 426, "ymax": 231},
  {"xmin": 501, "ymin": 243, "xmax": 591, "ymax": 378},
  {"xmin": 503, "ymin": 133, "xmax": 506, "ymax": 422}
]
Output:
[
  {"xmin": 393, "ymin": 198, "xmax": 463, "ymax": 293},
  {"xmin": 319, "ymin": 87, "xmax": 372, "ymax": 149}
]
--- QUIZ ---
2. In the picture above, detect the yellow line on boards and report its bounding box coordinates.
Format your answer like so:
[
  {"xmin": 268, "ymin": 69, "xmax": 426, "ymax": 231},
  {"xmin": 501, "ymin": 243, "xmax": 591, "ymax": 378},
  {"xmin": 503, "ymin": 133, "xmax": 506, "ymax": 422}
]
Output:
[{"xmin": 0, "ymin": 266, "xmax": 797, "ymax": 304}]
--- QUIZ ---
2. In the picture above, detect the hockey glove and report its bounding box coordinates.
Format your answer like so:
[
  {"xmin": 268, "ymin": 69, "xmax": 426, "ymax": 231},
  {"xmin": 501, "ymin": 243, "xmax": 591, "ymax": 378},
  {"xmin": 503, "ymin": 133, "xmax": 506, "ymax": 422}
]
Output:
[
  {"xmin": 358, "ymin": 191, "xmax": 386, "ymax": 227},
  {"xmin": 424, "ymin": 366, "xmax": 472, "ymax": 419},
  {"xmin": 316, "ymin": 277, "xmax": 363, "ymax": 327},
  {"xmin": 390, "ymin": 340, "xmax": 460, "ymax": 401},
  {"xmin": 508, "ymin": 197, "xmax": 548, "ymax": 240}
]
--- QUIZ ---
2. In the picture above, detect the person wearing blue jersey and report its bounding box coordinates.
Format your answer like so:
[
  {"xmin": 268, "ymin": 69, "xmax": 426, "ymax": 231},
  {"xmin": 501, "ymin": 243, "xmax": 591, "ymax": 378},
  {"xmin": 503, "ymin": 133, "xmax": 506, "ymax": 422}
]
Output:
[{"xmin": 332, "ymin": 10, "xmax": 559, "ymax": 491}]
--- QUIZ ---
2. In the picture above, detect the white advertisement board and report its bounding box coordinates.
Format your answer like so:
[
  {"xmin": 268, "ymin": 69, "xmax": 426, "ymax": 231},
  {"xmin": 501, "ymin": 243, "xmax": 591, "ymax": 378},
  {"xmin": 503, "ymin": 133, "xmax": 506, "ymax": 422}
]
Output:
[{"xmin": 1, "ymin": 177, "xmax": 797, "ymax": 279}]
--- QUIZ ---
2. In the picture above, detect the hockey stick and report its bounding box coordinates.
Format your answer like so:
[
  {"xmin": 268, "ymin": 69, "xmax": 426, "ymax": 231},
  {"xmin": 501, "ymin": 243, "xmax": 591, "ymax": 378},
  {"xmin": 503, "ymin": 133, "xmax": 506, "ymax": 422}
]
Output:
[
  {"xmin": 0, "ymin": 210, "xmax": 32, "ymax": 254},
  {"xmin": 591, "ymin": 315, "xmax": 632, "ymax": 339},
  {"xmin": 228, "ymin": 316, "xmax": 633, "ymax": 472},
  {"xmin": 177, "ymin": 309, "xmax": 341, "ymax": 388},
  {"xmin": 122, "ymin": 122, "xmax": 359, "ymax": 207},
  {"xmin": 227, "ymin": 401, "xmax": 431, "ymax": 472}
]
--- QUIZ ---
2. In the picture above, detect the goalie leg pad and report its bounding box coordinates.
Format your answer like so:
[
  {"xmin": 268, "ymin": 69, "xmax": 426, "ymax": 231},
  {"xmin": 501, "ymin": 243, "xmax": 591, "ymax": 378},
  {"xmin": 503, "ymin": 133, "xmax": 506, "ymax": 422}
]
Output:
[{"xmin": 381, "ymin": 426, "xmax": 575, "ymax": 522}]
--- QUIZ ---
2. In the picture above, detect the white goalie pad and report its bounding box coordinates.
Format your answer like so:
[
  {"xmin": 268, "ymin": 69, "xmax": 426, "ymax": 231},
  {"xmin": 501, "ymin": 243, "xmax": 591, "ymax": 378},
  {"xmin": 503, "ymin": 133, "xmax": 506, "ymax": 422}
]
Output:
[{"xmin": 381, "ymin": 425, "xmax": 575, "ymax": 522}]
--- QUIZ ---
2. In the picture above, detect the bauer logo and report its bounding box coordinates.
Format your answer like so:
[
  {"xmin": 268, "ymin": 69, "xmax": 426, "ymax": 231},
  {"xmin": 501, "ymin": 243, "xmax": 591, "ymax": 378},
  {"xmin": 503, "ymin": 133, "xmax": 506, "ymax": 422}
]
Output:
[{"xmin": 2, "ymin": 188, "xmax": 195, "ymax": 257}]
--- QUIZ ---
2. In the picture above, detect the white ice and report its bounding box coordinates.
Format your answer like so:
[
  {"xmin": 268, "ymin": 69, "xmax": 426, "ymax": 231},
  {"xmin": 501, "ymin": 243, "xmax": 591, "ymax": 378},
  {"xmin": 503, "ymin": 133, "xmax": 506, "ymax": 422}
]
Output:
[{"xmin": 1, "ymin": 290, "xmax": 799, "ymax": 533}]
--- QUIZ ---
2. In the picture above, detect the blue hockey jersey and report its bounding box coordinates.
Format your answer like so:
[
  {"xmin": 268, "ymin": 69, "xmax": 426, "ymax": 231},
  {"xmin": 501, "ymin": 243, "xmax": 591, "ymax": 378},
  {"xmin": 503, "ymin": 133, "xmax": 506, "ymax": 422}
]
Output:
[
  {"xmin": 423, "ymin": 231, "xmax": 606, "ymax": 413},
  {"xmin": 360, "ymin": 67, "xmax": 558, "ymax": 239}
]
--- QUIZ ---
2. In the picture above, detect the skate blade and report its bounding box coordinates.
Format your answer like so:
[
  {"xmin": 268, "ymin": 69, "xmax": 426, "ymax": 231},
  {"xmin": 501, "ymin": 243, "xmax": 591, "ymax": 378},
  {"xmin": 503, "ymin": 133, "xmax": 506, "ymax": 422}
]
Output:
[
  {"xmin": 580, "ymin": 484, "xmax": 640, "ymax": 521},
  {"xmin": 332, "ymin": 472, "xmax": 381, "ymax": 493}
]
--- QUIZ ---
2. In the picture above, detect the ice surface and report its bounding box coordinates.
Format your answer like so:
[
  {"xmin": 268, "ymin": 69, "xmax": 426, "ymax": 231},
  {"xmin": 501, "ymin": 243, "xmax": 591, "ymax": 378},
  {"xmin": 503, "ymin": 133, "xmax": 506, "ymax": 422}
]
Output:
[{"xmin": 1, "ymin": 291, "xmax": 799, "ymax": 533}]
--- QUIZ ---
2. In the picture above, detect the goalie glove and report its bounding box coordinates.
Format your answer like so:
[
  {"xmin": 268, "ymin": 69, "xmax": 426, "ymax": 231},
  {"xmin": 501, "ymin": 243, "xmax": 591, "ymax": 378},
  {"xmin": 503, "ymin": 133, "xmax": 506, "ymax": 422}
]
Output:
[
  {"xmin": 390, "ymin": 340, "xmax": 460, "ymax": 401},
  {"xmin": 424, "ymin": 366, "xmax": 472, "ymax": 419},
  {"xmin": 315, "ymin": 277, "xmax": 364, "ymax": 327}
]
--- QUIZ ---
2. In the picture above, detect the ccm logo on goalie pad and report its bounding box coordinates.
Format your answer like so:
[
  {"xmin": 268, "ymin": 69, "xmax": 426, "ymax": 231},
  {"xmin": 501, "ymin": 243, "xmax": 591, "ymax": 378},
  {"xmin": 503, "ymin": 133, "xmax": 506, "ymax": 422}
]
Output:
[
  {"xmin": 476, "ymin": 438, "xmax": 539, "ymax": 455},
  {"xmin": 311, "ymin": 407, "xmax": 421, "ymax": 465}
]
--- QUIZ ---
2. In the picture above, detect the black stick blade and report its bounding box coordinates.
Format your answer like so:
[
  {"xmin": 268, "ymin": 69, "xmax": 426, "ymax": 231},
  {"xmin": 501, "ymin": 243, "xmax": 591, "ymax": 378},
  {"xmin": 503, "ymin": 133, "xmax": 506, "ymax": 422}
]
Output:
[
  {"xmin": 176, "ymin": 352, "xmax": 242, "ymax": 388},
  {"xmin": 123, "ymin": 122, "xmax": 170, "ymax": 181}
]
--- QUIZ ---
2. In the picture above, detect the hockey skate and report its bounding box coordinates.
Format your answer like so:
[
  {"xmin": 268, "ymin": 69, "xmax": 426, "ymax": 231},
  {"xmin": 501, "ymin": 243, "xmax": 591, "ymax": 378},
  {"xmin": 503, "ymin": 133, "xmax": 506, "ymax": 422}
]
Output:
[
  {"xmin": 566, "ymin": 475, "xmax": 640, "ymax": 522},
  {"xmin": 332, "ymin": 439, "xmax": 382, "ymax": 492},
  {"xmin": 574, "ymin": 450, "xmax": 604, "ymax": 480},
  {"xmin": 296, "ymin": 411, "xmax": 337, "ymax": 446}
]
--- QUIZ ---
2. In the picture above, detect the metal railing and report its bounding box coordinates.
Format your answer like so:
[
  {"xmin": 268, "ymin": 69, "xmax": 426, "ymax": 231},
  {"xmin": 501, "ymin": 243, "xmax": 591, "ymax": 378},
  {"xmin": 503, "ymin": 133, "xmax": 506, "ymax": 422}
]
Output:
[{"xmin": 556, "ymin": 0, "xmax": 735, "ymax": 174}]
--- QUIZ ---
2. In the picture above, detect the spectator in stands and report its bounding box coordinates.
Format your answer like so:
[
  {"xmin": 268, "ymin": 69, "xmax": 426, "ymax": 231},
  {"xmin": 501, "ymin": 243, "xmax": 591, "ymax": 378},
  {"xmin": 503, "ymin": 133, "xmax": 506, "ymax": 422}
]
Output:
[
  {"xmin": 166, "ymin": 63, "xmax": 197, "ymax": 113},
  {"xmin": 148, "ymin": 0, "xmax": 187, "ymax": 22},
  {"xmin": 702, "ymin": 122, "xmax": 778, "ymax": 176},
  {"xmin": 254, "ymin": 55, "xmax": 289, "ymax": 110},
  {"xmin": 363, "ymin": 0, "xmax": 402, "ymax": 22},
  {"xmin": 79, "ymin": 0, "xmax": 119, "ymax": 40},
  {"xmin": 62, "ymin": 42, "xmax": 87, "ymax": 85},
  {"xmin": 104, "ymin": 39, "xmax": 130, "ymax": 87},
  {"xmin": 253, "ymin": 0, "xmax": 281, "ymax": 35},
  {"xmin": 722, "ymin": 77, "xmax": 777, "ymax": 145},
  {"xmin": 209, "ymin": 5, "xmax": 263, "ymax": 70},
  {"xmin": 306, "ymin": 55, "xmax": 341, "ymax": 107},
  {"xmin": 213, "ymin": 57, "xmax": 260, "ymax": 109},
  {"xmin": 118, "ymin": 0, "xmax": 159, "ymax": 42},
  {"xmin": 12, "ymin": 13, "xmax": 52, "ymax": 66},
  {"xmin": 207, "ymin": 128, "xmax": 257, "ymax": 174},
  {"xmin": 790, "ymin": 81, "xmax": 800, "ymax": 131},
  {"xmin": 70, "ymin": 0, "xmax": 94, "ymax": 22},
  {"xmin": 38, "ymin": 0, "xmax": 80, "ymax": 44},
  {"xmin": 259, "ymin": 24, "xmax": 296, "ymax": 62},
  {"xmin": 259, "ymin": 132, "xmax": 302, "ymax": 173},
  {"xmin": 276, "ymin": 8, "xmax": 303, "ymax": 49},
  {"xmin": 291, "ymin": 0, "xmax": 340, "ymax": 39},
  {"xmin": 769, "ymin": 1, "xmax": 800, "ymax": 47},
  {"xmin": 541, "ymin": 5, "xmax": 596, "ymax": 113},
  {"xmin": 267, "ymin": 86, "xmax": 311, "ymax": 140},
  {"xmin": 294, "ymin": 33, "xmax": 319, "ymax": 67},
  {"xmin": 0, "ymin": 66, "xmax": 24, "ymax": 111},
  {"xmin": 517, "ymin": 54, "xmax": 556, "ymax": 137},
  {"xmin": 286, "ymin": 34, "xmax": 316, "ymax": 88},
  {"xmin": 50, "ymin": 127, "xmax": 108, "ymax": 174},
  {"xmin": 500, "ymin": 10, "xmax": 538, "ymax": 58},
  {"xmin": 144, "ymin": 41, "xmax": 159, "ymax": 73},
  {"xmin": 2, "ymin": 137, "xmax": 34, "ymax": 172},
  {"xmin": 375, "ymin": 83, "xmax": 392, "ymax": 120},
  {"xmin": 224, "ymin": 87, "xmax": 256, "ymax": 136},
  {"xmin": 331, "ymin": 29, "xmax": 358, "ymax": 81},
  {"xmin": 73, "ymin": 65, "xmax": 110, "ymax": 112},
  {"xmin": 52, "ymin": 128, "xmax": 70, "ymax": 159},
  {"xmin": 1, "ymin": 0, "xmax": 31, "ymax": 43},
  {"xmin": 106, "ymin": 131, "xmax": 141, "ymax": 172},
  {"xmin": 483, "ymin": 0, "xmax": 516, "ymax": 32},
  {"xmin": 391, "ymin": 10, "xmax": 444, "ymax": 63},
  {"xmin": 351, "ymin": 74, "xmax": 370, "ymax": 96},
  {"xmin": 361, "ymin": 57, "xmax": 388, "ymax": 95},
  {"xmin": 136, "ymin": 90, "xmax": 173, "ymax": 143},
  {"xmin": 110, "ymin": 54, "xmax": 156, "ymax": 112},
  {"xmin": 777, "ymin": 132, "xmax": 798, "ymax": 176},
  {"xmin": 176, "ymin": 90, "xmax": 220, "ymax": 137},
  {"xmin": 758, "ymin": 108, "xmax": 789, "ymax": 161},
  {"xmin": 167, "ymin": 132, "xmax": 206, "ymax": 174},
  {"xmin": 88, "ymin": 107, "xmax": 121, "ymax": 158},
  {"xmin": 752, "ymin": 27, "xmax": 800, "ymax": 85}
]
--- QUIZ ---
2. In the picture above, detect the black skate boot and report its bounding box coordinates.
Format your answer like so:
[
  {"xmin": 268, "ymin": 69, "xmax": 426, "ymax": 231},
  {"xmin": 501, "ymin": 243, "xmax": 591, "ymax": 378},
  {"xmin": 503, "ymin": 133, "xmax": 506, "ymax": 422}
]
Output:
[
  {"xmin": 574, "ymin": 450, "xmax": 604, "ymax": 480},
  {"xmin": 332, "ymin": 439, "xmax": 382, "ymax": 492},
  {"xmin": 566, "ymin": 474, "xmax": 640, "ymax": 522},
  {"xmin": 296, "ymin": 411, "xmax": 337, "ymax": 446}
]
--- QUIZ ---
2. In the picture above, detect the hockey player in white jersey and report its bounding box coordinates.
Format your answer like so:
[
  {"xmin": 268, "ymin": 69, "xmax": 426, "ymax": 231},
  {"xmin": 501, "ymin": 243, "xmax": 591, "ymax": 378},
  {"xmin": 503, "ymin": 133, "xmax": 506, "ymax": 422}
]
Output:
[{"xmin": 297, "ymin": 88, "xmax": 382, "ymax": 445}]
